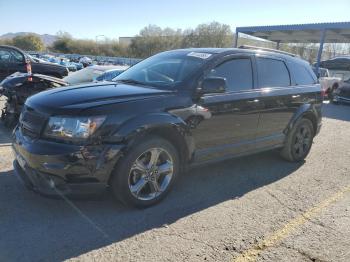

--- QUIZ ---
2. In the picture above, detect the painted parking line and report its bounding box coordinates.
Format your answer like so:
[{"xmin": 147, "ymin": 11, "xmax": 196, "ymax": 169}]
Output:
[
  {"xmin": 0, "ymin": 143, "xmax": 12, "ymax": 147},
  {"xmin": 233, "ymin": 185, "xmax": 350, "ymax": 262}
]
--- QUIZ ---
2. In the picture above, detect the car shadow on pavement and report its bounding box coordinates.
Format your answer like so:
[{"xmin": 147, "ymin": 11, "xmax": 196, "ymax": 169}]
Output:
[
  {"xmin": 322, "ymin": 102, "xmax": 350, "ymax": 122},
  {"xmin": 0, "ymin": 125, "xmax": 12, "ymax": 144},
  {"xmin": 0, "ymin": 151, "xmax": 303, "ymax": 261}
]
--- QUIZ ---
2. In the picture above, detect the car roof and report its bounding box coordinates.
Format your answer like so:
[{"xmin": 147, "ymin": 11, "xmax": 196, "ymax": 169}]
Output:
[
  {"xmin": 164, "ymin": 47, "xmax": 308, "ymax": 64},
  {"xmin": 0, "ymin": 45, "xmax": 25, "ymax": 53}
]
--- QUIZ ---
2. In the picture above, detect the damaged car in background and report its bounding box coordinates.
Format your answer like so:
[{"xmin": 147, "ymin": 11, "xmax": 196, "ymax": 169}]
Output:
[
  {"xmin": 0, "ymin": 45, "xmax": 69, "ymax": 81},
  {"xmin": 0, "ymin": 65, "xmax": 128, "ymax": 127},
  {"xmin": 332, "ymin": 78, "xmax": 350, "ymax": 104},
  {"xmin": 0, "ymin": 73, "xmax": 67, "ymax": 127}
]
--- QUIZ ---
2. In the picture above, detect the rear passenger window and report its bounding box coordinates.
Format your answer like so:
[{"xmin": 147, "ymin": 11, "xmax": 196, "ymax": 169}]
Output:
[
  {"xmin": 257, "ymin": 58, "xmax": 290, "ymax": 88},
  {"xmin": 208, "ymin": 58, "xmax": 253, "ymax": 91},
  {"xmin": 289, "ymin": 64, "xmax": 316, "ymax": 85}
]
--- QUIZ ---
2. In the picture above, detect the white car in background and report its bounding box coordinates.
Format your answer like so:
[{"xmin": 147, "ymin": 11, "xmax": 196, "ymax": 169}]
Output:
[
  {"xmin": 317, "ymin": 67, "xmax": 341, "ymax": 99},
  {"xmin": 63, "ymin": 65, "xmax": 129, "ymax": 85}
]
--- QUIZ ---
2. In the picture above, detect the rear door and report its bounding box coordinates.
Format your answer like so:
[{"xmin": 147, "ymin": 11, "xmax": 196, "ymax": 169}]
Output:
[
  {"xmin": 255, "ymin": 56, "xmax": 295, "ymax": 148},
  {"xmin": 192, "ymin": 54, "xmax": 261, "ymax": 162},
  {"xmin": 255, "ymin": 56, "xmax": 317, "ymax": 149}
]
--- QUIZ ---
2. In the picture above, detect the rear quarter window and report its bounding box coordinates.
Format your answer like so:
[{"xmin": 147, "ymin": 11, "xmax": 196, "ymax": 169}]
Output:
[{"xmin": 289, "ymin": 63, "xmax": 316, "ymax": 85}]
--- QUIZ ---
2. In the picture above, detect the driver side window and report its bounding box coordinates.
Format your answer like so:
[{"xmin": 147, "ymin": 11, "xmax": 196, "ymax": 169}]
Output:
[{"xmin": 208, "ymin": 58, "xmax": 253, "ymax": 92}]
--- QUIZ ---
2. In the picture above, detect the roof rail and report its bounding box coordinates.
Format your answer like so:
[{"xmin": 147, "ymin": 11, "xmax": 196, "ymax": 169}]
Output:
[{"xmin": 238, "ymin": 45, "xmax": 297, "ymax": 57}]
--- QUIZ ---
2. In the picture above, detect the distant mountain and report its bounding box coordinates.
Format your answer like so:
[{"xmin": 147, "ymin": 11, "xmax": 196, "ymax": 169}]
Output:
[{"xmin": 0, "ymin": 32, "xmax": 57, "ymax": 46}]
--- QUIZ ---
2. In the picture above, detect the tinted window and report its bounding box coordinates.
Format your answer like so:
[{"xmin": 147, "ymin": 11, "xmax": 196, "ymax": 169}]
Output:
[
  {"xmin": 208, "ymin": 58, "xmax": 253, "ymax": 91},
  {"xmin": 0, "ymin": 49, "xmax": 11, "ymax": 63},
  {"xmin": 0, "ymin": 48, "xmax": 24, "ymax": 63},
  {"xmin": 257, "ymin": 58, "xmax": 290, "ymax": 88},
  {"xmin": 290, "ymin": 64, "xmax": 316, "ymax": 85},
  {"xmin": 11, "ymin": 50, "xmax": 24, "ymax": 62}
]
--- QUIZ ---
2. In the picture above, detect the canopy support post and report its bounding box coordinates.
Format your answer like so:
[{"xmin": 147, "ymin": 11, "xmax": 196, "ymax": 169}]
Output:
[
  {"xmin": 276, "ymin": 41, "xmax": 281, "ymax": 50},
  {"xmin": 316, "ymin": 29, "xmax": 327, "ymax": 76},
  {"xmin": 234, "ymin": 31, "xmax": 239, "ymax": 47}
]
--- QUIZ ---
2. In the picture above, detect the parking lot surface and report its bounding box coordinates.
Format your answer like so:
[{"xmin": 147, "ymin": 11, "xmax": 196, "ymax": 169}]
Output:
[{"xmin": 0, "ymin": 99, "xmax": 349, "ymax": 262}]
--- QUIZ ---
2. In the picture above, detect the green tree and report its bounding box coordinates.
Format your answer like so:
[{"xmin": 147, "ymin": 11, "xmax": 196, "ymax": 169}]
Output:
[
  {"xmin": 12, "ymin": 34, "xmax": 44, "ymax": 51},
  {"xmin": 130, "ymin": 22, "xmax": 232, "ymax": 58},
  {"xmin": 183, "ymin": 22, "xmax": 233, "ymax": 48},
  {"xmin": 51, "ymin": 32, "xmax": 73, "ymax": 53}
]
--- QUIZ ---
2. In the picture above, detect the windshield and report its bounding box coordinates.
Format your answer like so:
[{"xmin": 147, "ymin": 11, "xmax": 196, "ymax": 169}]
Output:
[
  {"xmin": 319, "ymin": 68, "xmax": 328, "ymax": 77},
  {"xmin": 113, "ymin": 51, "xmax": 208, "ymax": 88}
]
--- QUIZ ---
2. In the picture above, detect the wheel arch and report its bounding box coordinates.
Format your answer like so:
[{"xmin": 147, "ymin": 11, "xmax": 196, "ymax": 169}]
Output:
[
  {"xmin": 111, "ymin": 113, "xmax": 194, "ymax": 173},
  {"xmin": 285, "ymin": 104, "xmax": 319, "ymax": 136}
]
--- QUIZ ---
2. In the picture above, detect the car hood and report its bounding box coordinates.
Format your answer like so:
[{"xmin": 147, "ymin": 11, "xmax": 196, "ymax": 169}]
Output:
[{"xmin": 26, "ymin": 82, "xmax": 173, "ymax": 114}]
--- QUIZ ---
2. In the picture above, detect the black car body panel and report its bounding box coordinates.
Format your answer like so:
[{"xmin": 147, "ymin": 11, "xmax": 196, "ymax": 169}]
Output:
[
  {"xmin": 0, "ymin": 45, "xmax": 68, "ymax": 81},
  {"xmin": 12, "ymin": 48, "xmax": 322, "ymax": 197}
]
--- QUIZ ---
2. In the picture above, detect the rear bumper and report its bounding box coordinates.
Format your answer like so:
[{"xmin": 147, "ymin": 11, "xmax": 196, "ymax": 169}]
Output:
[{"xmin": 12, "ymin": 127, "xmax": 125, "ymax": 197}]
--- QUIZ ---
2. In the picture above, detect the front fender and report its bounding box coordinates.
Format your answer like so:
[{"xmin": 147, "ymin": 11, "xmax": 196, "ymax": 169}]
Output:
[{"xmin": 107, "ymin": 113, "xmax": 195, "ymax": 161}]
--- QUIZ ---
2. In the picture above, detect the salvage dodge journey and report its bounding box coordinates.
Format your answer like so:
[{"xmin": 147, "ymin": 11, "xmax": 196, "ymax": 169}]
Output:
[{"xmin": 12, "ymin": 47, "xmax": 322, "ymax": 208}]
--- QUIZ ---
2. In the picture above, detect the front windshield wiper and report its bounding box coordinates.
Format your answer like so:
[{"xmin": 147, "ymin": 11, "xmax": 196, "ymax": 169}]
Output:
[{"xmin": 115, "ymin": 79, "xmax": 146, "ymax": 86}]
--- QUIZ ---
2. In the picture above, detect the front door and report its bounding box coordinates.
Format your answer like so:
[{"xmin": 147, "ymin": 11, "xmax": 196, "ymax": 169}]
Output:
[
  {"xmin": 192, "ymin": 55, "xmax": 261, "ymax": 163},
  {"xmin": 6, "ymin": 48, "xmax": 26, "ymax": 76}
]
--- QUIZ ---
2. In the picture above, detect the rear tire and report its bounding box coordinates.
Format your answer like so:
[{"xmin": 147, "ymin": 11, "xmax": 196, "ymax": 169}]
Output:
[
  {"xmin": 110, "ymin": 136, "xmax": 180, "ymax": 208},
  {"xmin": 280, "ymin": 118, "xmax": 314, "ymax": 162}
]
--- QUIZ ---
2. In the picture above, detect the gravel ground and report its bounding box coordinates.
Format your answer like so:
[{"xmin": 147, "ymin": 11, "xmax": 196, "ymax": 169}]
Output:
[{"xmin": 0, "ymin": 100, "xmax": 349, "ymax": 262}]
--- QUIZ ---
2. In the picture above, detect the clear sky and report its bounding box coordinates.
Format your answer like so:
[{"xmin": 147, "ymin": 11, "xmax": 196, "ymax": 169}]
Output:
[{"xmin": 0, "ymin": 0, "xmax": 349, "ymax": 39}]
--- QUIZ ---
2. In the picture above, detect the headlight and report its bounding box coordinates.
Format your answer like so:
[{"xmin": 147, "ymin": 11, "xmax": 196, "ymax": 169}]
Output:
[{"xmin": 44, "ymin": 115, "xmax": 106, "ymax": 141}]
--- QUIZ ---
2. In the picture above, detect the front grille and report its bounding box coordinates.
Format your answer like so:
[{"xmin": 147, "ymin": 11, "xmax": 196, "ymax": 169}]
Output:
[{"xmin": 20, "ymin": 106, "xmax": 47, "ymax": 138}]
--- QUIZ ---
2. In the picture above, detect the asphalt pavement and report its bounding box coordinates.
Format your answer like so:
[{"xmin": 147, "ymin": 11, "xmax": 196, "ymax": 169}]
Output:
[{"xmin": 0, "ymin": 100, "xmax": 349, "ymax": 262}]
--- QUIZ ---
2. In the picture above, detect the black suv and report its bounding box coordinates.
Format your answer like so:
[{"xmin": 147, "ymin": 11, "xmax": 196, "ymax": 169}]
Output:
[
  {"xmin": 12, "ymin": 47, "xmax": 322, "ymax": 208},
  {"xmin": 0, "ymin": 45, "xmax": 68, "ymax": 81}
]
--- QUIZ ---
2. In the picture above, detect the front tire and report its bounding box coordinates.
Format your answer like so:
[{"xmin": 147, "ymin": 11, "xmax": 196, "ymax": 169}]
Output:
[
  {"xmin": 111, "ymin": 136, "xmax": 180, "ymax": 208},
  {"xmin": 281, "ymin": 118, "xmax": 314, "ymax": 162}
]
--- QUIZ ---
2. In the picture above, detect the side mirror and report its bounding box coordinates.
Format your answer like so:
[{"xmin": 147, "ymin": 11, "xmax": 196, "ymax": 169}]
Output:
[{"xmin": 198, "ymin": 77, "xmax": 226, "ymax": 94}]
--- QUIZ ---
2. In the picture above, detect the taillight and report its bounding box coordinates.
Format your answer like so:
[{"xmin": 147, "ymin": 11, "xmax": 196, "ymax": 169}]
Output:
[
  {"xmin": 320, "ymin": 89, "xmax": 326, "ymax": 98},
  {"xmin": 26, "ymin": 62, "xmax": 33, "ymax": 81}
]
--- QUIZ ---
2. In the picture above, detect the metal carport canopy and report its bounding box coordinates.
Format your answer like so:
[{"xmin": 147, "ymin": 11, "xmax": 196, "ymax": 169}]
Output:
[{"xmin": 234, "ymin": 22, "xmax": 350, "ymax": 73}]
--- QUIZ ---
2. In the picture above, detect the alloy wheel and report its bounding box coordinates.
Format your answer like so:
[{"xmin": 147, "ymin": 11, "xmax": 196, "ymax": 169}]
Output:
[
  {"xmin": 293, "ymin": 124, "xmax": 312, "ymax": 158},
  {"xmin": 128, "ymin": 147, "xmax": 174, "ymax": 201}
]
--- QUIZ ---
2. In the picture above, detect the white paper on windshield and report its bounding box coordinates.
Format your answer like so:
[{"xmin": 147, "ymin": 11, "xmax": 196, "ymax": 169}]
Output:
[{"xmin": 187, "ymin": 52, "xmax": 212, "ymax": 59}]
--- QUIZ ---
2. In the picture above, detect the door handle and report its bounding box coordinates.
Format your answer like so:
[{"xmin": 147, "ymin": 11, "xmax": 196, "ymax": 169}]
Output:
[
  {"xmin": 292, "ymin": 95, "xmax": 300, "ymax": 99},
  {"xmin": 247, "ymin": 99, "xmax": 260, "ymax": 103}
]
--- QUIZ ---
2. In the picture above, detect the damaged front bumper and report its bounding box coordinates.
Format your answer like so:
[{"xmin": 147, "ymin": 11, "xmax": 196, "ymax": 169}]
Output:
[{"xmin": 12, "ymin": 126, "xmax": 124, "ymax": 197}]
